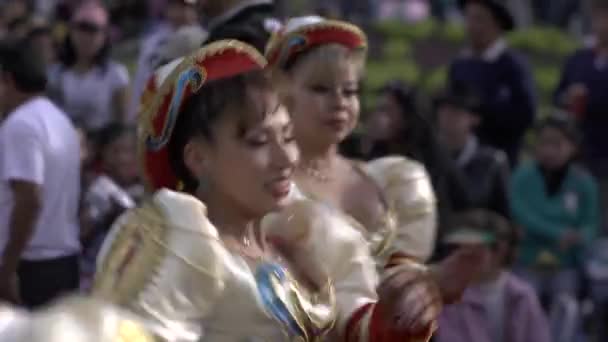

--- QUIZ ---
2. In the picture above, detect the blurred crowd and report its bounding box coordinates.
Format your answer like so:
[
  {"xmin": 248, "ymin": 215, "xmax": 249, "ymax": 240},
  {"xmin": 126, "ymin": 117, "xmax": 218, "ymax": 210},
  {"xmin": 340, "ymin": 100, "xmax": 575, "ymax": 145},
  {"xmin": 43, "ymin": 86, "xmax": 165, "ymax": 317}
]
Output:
[{"xmin": 0, "ymin": 0, "xmax": 608, "ymax": 341}]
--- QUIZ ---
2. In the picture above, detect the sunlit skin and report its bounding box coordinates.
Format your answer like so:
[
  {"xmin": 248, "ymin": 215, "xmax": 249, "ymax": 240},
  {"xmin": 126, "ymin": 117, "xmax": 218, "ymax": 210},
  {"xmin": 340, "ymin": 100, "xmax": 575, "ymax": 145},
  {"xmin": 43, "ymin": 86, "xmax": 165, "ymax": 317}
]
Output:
[
  {"xmin": 183, "ymin": 87, "xmax": 298, "ymax": 245},
  {"xmin": 286, "ymin": 49, "xmax": 387, "ymax": 234}
]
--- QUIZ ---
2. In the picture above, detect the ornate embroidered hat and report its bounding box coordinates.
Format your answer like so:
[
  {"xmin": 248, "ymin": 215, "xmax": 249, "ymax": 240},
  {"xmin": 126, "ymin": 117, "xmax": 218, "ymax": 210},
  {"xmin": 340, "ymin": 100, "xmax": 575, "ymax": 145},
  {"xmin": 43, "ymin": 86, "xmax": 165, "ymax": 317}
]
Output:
[
  {"xmin": 265, "ymin": 16, "xmax": 367, "ymax": 69},
  {"xmin": 138, "ymin": 40, "xmax": 267, "ymax": 191}
]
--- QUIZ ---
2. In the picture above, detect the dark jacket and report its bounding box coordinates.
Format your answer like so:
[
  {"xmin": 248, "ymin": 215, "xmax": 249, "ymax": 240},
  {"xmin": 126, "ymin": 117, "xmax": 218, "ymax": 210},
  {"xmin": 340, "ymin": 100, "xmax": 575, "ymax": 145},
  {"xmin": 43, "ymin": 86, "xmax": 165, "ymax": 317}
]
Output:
[
  {"xmin": 554, "ymin": 48, "xmax": 608, "ymax": 161},
  {"xmin": 450, "ymin": 137, "xmax": 511, "ymax": 218},
  {"xmin": 448, "ymin": 43, "xmax": 537, "ymax": 166},
  {"xmin": 204, "ymin": 0, "xmax": 279, "ymax": 52}
]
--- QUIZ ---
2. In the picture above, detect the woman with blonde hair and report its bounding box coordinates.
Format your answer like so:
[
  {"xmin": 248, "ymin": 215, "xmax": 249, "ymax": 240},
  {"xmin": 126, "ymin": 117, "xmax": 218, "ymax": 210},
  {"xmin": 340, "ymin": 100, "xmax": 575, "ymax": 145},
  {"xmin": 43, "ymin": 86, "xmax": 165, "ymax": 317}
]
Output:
[{"xmin": 267, "ymin": 16, "xmax": 482, "ymax": 340}]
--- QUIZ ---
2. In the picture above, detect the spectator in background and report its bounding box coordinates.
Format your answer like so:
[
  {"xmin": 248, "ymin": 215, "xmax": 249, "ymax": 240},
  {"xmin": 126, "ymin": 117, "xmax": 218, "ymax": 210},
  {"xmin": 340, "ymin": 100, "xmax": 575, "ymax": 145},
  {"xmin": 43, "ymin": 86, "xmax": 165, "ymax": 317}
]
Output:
[
  {"xmin": 0, "ymin": 39, "xmax": 81, "ymax": 308},
  {"xmin": 436, "ymin": 85, "xmax": 511, "ymax": 218},
  {"xmin": 436, "ymin": 210, "xmax": 551, "ymax": 342},
  {"xmin": 79, "ymin": 123, "xmax": 138, "ymax": 292},
  {"xmin": 448, "ymin": 0, "xmax": 536, "ymax": 166},
  {"xmin": 554, "ymin": 0, "xmax": 608, "ymax": 187},
  {"xmin": 128, "ymin": 0, "xmax": 199, "ymax": 119},
  {"xmin": 23, "ymin": 17, "xmax": 56, "ymax": 69},
  {"xmin": 511, "ymin": 115, "xmax": 599, "ymax": 309},
  {"xmin": 48, "ymin": 1, "xmax": 130, "ymax": 133},
  {"xmin": 202, "ymin": 0, "xmax": 281, "ymax": 52},
  {"xmin": 0, "ymin": 0, "xmax": 30, "ymax": 39},
  {"xmin": 153, "ymin": 25, "xmax": 208, "ymax": 68}
]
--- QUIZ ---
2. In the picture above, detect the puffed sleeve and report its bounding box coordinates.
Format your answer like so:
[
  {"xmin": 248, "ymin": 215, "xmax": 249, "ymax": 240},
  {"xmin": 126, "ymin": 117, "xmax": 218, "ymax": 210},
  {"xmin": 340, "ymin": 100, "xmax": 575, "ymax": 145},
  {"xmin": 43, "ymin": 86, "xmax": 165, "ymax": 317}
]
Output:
[
  {"xmin": 93, "ymin": 189, "xmax": 227, "ymax": 339},
  {"xmin": 0, "ymin": 296, "xmax": 177, "ymax": 342},
  {"xmin": 363, "ymin": 156, "xmax": 437, "ymax": 263},
  {"xmin": 261, "ymin": 199, "xmax": 379, "ymax": 338}
]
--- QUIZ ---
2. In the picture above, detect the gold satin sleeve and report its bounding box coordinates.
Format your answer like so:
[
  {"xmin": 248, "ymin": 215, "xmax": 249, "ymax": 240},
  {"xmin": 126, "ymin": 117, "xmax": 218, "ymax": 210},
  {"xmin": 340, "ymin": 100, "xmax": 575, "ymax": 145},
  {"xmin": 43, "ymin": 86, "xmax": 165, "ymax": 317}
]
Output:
[
  {"xmin": 0, "ymin": 296, "xmax": 172, "ymax": 342},
  {"xmin": 364, "ymin": 156, "xmax": 437, "ymax": 263},
  {"xmin": 262, "ymin": 199, "xmax": 379, "ymax": 338},
  {"xmin": 93, "ymin": 189, "xmax": 227, "ymax": 340}
]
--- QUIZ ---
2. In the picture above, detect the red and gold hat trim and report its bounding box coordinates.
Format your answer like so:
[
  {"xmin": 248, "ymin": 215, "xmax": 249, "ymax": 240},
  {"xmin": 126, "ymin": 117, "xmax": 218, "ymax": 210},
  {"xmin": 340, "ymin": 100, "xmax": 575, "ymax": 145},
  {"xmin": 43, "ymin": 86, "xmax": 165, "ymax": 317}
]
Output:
[
  {"xmin": 138, "ymin": 40, "xmax": 267, "ymax": 192},
  {"xmin": 265, "ymin": 19, "xmax": 367, "ymax": 68}
]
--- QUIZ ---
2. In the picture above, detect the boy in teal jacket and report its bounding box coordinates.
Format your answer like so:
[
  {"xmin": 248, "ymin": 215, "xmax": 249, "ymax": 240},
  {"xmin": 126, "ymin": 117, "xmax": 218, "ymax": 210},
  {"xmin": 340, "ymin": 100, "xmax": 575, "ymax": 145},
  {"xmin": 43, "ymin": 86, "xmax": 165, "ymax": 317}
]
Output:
[{"xmin": 511, "ymin": 115, "xmax": 599, "ymax": 307}]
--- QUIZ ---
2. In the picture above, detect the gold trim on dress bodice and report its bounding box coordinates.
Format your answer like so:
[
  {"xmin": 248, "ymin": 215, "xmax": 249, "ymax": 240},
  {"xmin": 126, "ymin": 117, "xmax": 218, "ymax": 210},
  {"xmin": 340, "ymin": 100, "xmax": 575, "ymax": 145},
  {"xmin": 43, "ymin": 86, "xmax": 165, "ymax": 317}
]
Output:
[{"xmin": 93, "ymin": 190, "xmax": 341, "ymax": 342}]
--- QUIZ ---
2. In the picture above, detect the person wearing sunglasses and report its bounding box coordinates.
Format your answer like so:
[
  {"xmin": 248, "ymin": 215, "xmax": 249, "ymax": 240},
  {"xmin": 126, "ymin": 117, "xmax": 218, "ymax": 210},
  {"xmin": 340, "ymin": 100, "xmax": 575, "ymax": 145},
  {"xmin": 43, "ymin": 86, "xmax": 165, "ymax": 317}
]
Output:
[{"xmin": 48, "ymin": 1, "xmax": 130, "ymax": 135}]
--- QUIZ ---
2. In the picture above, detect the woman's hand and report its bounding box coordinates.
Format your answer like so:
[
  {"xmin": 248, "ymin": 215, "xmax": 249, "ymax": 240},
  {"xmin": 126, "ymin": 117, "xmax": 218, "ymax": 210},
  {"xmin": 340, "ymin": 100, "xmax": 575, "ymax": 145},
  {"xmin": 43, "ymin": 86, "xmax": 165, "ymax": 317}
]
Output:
[
  {"xmin": 376, "ymin": 262, "xmax": 442, "ymax": 336},
  {"xmin": 430, "ymin": 246, "xmax": 484, "ymax": 304}
]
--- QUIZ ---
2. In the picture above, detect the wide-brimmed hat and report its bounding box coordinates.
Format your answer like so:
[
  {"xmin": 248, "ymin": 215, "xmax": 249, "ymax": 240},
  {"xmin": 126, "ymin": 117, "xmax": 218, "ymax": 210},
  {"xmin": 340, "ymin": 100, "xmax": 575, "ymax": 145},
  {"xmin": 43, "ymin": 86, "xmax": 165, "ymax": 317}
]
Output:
[
  {"xmin": 138, "ymin": 40, "xmax": 267, "ymax": 192},
  {"xmin": 265, "ymin": 16, "xmax": 367, "ymax": 69},
  {"xmin": 458, "ymin": 0, "xmax": 515, "ymax": 31}
]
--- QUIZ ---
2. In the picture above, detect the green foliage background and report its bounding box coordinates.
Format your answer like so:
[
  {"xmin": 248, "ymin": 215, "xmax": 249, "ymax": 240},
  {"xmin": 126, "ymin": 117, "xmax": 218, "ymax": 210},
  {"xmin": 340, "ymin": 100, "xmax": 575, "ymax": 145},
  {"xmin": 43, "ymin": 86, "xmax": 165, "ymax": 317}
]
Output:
[{"xmin": 363, "ymin": 19, "xmax": 578, "ymax": 115}]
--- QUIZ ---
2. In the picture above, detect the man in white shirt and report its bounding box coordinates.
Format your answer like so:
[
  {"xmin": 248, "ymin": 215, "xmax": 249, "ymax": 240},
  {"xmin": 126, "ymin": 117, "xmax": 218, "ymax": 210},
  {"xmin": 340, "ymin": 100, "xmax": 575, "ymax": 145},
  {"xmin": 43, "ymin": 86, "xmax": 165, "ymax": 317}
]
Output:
[{"xmin": 0, "ymin": 39, "xmax": 81, "ymax": 308}]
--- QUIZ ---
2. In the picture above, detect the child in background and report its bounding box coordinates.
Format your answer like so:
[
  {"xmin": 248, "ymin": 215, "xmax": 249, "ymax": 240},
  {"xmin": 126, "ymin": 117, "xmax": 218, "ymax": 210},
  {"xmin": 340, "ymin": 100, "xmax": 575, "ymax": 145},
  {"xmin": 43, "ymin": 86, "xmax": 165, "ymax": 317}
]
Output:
[
  {"xmin": 511, "ymin": 114, "xmax": 599, "ymax": 308},
  {"xmin": 436, "ymin": 209, "xmax": 551, "ymax": 342},
  {"xmin": 79, "ymin": 123, "xmax": 140, "ymax": 291}
]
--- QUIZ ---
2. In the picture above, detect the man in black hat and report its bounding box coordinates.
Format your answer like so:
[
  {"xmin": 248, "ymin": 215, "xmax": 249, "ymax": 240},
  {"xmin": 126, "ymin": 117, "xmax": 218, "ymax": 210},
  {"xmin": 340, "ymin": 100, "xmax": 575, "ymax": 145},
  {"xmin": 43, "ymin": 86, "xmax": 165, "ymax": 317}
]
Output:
[
  {"xmin": 200, "ymin": 0, "xmax": 281, "ymax": 52},
  {"xmin": 436, "ymin": 85, "xmax": 511, "ymax": 219},
  {"xmin": 447, "ymin": 0, "xmax": 536, "ymax": 167}
]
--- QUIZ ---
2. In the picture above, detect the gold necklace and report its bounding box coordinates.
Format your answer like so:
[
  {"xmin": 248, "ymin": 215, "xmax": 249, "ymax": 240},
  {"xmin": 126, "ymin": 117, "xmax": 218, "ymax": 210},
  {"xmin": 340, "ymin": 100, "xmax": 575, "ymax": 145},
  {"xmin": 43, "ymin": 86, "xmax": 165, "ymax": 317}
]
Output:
[{"xmin": 298, "ymin": 163, "xmax": 332, "ymax": 183}]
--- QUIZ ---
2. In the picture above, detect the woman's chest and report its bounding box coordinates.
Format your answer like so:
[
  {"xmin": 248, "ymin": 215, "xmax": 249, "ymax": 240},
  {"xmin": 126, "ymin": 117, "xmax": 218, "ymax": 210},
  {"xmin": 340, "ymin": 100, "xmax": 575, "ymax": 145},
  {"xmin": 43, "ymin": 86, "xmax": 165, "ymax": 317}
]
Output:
[
  {"xmin": 203, "ymin": 257, "xmax": 286, "ymax": 340},
  {"xmin": 302, "ymin": 174, "xmax": 388, "ymax": 232}
]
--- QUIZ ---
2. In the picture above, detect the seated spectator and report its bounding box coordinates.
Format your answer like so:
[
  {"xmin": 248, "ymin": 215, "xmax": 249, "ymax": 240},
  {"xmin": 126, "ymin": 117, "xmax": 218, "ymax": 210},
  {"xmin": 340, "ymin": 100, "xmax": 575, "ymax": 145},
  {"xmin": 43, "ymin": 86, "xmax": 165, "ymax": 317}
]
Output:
[
  {"xmin": 436, "ymin": 85, "xmax": 511, "ymax": 218},
  {"xmin": 436, "ymin": 209, "xmax": 551, "ymax": 342},
  {"xmin": 511, "ymin": 114, "xmax": 600, "ymax": 308},
  {"xmin": 79, "ymin": 123, "xmax": 140, "ymax": 291},
  {"xmin": 48, "ymin": 1, "xmax": 130, "ymax": 133}
]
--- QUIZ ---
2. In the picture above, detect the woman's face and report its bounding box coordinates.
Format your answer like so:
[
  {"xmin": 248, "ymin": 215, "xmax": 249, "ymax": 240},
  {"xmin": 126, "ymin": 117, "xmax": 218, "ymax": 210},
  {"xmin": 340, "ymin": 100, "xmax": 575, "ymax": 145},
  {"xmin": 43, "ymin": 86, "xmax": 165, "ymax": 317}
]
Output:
[
  {"xmin": 535, "ymin": 126, "xmax": 576, "ymax": 170},
  {"xmin": 367, "ymin": 93, "xmax": 405, "ymax": 141},
  {"xmin": 192, "ymin": 88, "xmax": 299, "ymax": 219},
  {"xmin": 288, "ymin": 53, "xmax": 360, "ymax": 148},
  {"xmin": 103, "ymin": 132, "xmax": 138, "ymax": 184},
  {"xmin": 71, "ymin": 21, "xmax": 106, "ymax": 61}
]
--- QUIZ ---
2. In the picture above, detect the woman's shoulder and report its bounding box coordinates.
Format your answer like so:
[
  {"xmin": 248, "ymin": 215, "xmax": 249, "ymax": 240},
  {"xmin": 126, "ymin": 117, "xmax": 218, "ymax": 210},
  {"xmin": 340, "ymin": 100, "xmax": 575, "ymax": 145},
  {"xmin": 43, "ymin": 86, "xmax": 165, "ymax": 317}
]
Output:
[
  {"xmin": 93, "ymin": 189, "xmax": 227, "ymax": 305},
  {"xmin": 363, "ymin": 156, "xmax": 429, "ymax": 185}
]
